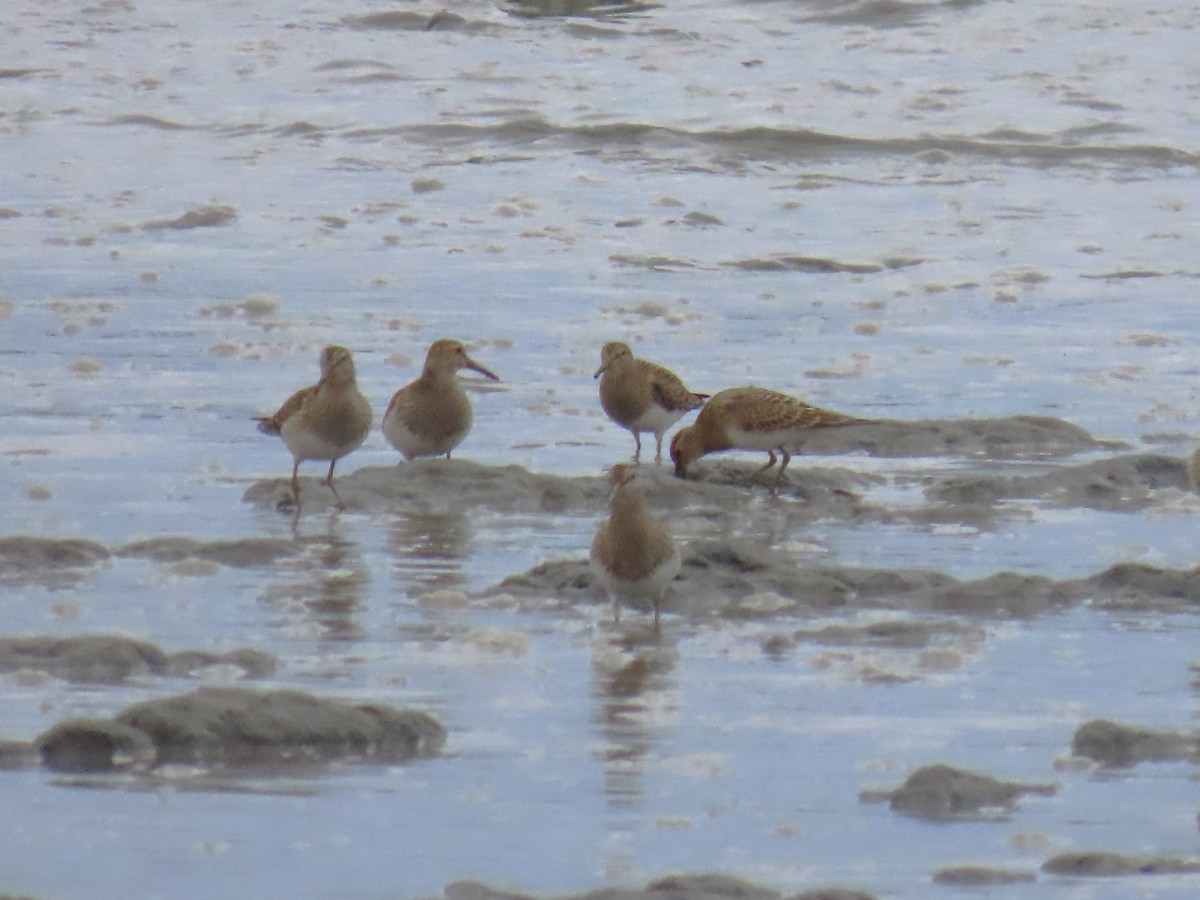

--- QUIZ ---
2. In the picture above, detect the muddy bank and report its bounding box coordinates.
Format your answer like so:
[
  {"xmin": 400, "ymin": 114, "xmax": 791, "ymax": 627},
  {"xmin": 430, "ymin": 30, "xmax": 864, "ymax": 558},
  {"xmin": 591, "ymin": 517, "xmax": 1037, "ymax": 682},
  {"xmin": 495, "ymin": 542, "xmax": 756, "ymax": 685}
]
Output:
[
  {"xmin": 924, "ymin": 452, "xmax": 1190, "ymax": 512},
  {"xmin": 242, "ymin": 459, "xmax": 620, "ymax": 515},
  {"xmin": 8, "ymin": 441, "xmax": 1185, "ymax": 596},
  {"xmin": 0, "ymin": 534, "xmax": 303, "ymax": 588},
  {"xmin": 33, "ymin": 686, "xmax": 445, "ymax": 773},
  {"xmin": 241, "ymin": 458, "xmax": 881, "ymax": 519},
  {"xmin": 436, "ymin": 874, "xmax": 877, "ymax": 900},
  {"xmin": 239, "ymin": 416, "xmax": 1128, "ymax": 521},
  {"xmin": 482, "ymin": 538, "xmax": 1200, "ymax": 620},
  {"xmin": 0, "ymin": 635, "xmax": 276, "ymax": 684}
]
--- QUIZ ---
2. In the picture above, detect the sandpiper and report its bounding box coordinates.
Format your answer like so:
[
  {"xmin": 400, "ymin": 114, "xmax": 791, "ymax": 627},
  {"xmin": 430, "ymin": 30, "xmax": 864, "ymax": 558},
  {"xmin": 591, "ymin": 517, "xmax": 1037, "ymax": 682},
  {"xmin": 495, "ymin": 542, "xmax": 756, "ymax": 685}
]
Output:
[
  {"xmin": 589, "ymin": 463, "xmax": 682, "ymax": 628},
  {"xmin": 382, "ymin": 339, "xmax": 499, "ymax": 461},
  {"xmin": 594, "ymin": 341, "xmax": 708, "ymax": 463},
  {"xmin": 256, "ymin": 345, "xmax": 373, "ymax": 507},
  {"xmin": 669, "ymin": 385, "xmax": 868, "ymax": 482}
]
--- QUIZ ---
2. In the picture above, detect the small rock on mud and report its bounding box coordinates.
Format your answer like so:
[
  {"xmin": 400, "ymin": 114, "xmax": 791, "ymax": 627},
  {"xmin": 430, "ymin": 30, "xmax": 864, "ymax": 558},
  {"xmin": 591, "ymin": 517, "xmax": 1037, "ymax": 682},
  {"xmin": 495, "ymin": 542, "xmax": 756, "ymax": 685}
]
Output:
[
  {"xmin": 879, "ymin": 764, "xmax": 1056, "ymax": 820},
  {"xmin": 1070, "ymin": 719, "xmax": 1196, "ymax": 767}
]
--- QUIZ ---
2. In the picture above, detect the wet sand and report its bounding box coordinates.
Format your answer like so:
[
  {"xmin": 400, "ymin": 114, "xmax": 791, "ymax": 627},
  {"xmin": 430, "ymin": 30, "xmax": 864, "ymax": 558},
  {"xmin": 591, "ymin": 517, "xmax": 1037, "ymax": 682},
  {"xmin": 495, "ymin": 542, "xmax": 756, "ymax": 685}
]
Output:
[
  {"xmin": 5, "ymin": 0, "xmax": 1200, "ymax": 891},
  {"xmin": 5, "ymin": 414, "xmax": 1200, "ymax": 897}
]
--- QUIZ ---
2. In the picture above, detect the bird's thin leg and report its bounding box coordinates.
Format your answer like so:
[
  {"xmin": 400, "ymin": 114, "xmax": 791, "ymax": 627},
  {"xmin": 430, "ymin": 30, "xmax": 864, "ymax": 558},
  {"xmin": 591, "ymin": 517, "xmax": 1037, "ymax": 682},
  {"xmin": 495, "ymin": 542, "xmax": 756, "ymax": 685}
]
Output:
[
  {"xmin": 654, "ymin": 432, "xmax": 664, "ymax": 463},
  {"xmin": 775, "ymin": 448, "xmax": 792, "ymax": 485},
  {"xmin": 328, "ymin": 483, "xmax": 346, "ymax": 510},
  {"xmin": 290, "ymin": 460, "xmax": 301, "ymax": 502},
  {"xmin": 632, "ymin": 433, "xmax": 642, "ymax": 463},
  {"xmin": 745, "ymin": 450, "xmax": 778, "ymax": 483},
  {"xmin": 324, "ymin": 461, "xmax": 346, "ymax": 511},
  {"xmin": 612, "ymin": 597, "xmax": 621, "ymax": 623}
]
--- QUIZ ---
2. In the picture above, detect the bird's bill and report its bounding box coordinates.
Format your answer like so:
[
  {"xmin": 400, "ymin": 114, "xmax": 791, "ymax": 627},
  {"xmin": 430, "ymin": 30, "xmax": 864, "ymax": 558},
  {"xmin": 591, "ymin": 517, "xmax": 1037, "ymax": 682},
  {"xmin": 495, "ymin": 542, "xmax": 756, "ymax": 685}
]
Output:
[{"xmin": 465, "ymin": 358, "xmax": 500, "ymax": 381}]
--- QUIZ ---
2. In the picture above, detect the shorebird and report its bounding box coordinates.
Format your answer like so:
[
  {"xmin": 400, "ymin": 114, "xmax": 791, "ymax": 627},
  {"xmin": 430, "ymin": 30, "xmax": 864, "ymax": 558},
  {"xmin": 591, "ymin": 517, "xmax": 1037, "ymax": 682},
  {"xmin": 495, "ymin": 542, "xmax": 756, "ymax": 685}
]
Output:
[
  {"xmin": 594, "ymin": 341, "xmax": 708, "ymax": 463},
  {"xmin": 382, "ymin": 339, "xmax": 499, "ymax": 461},
  {"xmin": 669, "ymin": 385, "xmax": 868, "ymax": 482},
  {"xmin": 589, "ymin": 463, "xmax": 682, "ymax": 629},
  {"xmin": 256, "ymin": 345, "xmax": 373, "ymax": 508}
]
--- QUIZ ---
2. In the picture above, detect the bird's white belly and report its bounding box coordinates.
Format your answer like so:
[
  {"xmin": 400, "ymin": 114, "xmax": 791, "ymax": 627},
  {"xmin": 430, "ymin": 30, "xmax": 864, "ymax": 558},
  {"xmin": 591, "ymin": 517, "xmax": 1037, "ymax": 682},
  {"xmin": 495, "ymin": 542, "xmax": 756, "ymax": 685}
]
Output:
[
  {"xmin": 726, "ymin": 425, "xmax": 806, "ymax": 451},
  {"xmin": 280, "ymin": 418, "xmax": 361, "ymax": 463},
  {"xmin": 383, "ymin": 414, "xmax": 468, "ymax": 461},
  {"xmin": 590, "ymin": 546, "xmax": 682, "ymax": 604},
  {"xmin": 629, "ymin": 404, "xmax": 685, "ymax": 435}
]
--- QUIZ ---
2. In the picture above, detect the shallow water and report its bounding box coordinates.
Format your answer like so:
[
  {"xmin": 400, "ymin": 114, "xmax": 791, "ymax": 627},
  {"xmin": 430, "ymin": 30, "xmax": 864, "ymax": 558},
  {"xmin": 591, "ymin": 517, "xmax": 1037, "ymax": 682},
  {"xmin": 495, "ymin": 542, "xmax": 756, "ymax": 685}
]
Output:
[{"xmin": 4, "ymin": 0, "xmax": 1200, "ymax": 897}]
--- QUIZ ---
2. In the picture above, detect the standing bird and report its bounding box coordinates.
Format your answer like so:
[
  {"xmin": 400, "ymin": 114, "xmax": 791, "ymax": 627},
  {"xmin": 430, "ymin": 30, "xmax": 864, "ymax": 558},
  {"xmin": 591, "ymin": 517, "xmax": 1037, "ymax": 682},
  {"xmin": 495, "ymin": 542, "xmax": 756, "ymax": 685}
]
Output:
[
  {"xmin": 589, "ymin": 464, "xmax": 682, "ymax": 629},
  {"xmin": 256, "ymin": 345, "xmax": 373, "ymax": 508},
  {"xmin": 594, "ymin": 341, "xmax": 708, "ymax": 463},
  {"xmin": 670, "ymin": 385, "xmax": 868, "ymax": 483},
  {"xmin": 382, "ymin": 339, "xmax": 499, "ymax": 461}
]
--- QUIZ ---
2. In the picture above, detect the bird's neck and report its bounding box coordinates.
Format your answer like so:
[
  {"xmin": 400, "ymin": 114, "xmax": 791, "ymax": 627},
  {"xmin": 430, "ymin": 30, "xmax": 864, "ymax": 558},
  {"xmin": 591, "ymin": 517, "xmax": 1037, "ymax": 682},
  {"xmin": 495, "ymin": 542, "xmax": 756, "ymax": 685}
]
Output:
[{"xmin": 611, "ymin": 487, "xmax": 651, "ymax": 529}]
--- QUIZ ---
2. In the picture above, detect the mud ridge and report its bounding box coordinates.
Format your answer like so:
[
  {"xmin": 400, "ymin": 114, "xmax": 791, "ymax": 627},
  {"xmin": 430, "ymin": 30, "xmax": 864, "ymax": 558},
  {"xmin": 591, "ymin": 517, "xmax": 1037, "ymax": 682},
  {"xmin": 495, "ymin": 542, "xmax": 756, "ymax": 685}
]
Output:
[
  {"xmin": 32, "ymin": 686, "xmax": 446, "ymax": 774},
  {"xmin": 482, "ymin": 538, "xmax": 1200, "ymax": 619},
  {"xmin": 437, "ymin": 874, "xmax": 878, "ymax": 900},
  {"xmin": 0, "ymin": 635, "xmax": 276, "ymax": 684}
]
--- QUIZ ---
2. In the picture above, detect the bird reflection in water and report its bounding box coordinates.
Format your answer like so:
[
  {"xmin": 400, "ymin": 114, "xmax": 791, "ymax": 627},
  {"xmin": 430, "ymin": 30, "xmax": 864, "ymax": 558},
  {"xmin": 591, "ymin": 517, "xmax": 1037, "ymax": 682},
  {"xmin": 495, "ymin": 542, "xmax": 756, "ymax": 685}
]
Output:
[
  {"xmin": 590, "ymin": 625, "xmax": 679, "ymax": 809},
  {"xmin": 257, "ymin": 514, "xmax": 370, "ymax": 642},
  {"xmin": 387, "ymin": 508, "xmax": 471, "ymax": 597}
]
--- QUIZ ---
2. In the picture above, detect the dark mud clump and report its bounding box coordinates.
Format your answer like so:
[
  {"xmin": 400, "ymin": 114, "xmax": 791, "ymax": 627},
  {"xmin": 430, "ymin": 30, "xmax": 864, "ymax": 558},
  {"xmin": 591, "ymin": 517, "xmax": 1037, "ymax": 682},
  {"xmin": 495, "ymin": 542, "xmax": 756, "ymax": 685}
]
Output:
[
  {"xmin": 35, "ymin": 686, "xmax": 446, "ymax": 773},
  {"xmin": 875, "ymin": 763, "xmax": 1056, "ymax": 821},
  {"xmin": 1085, "ymin": 562, "xmax": 1200, "ymax": 611},
  {"xmin": 932, "ymin": 866, "xmax": 1036, "ymax": 886},
  {"xmin": 1042, "ymin": 851, "xmax": 1200, "ymax": 877},
  {"xmin": 39, "ymin": 718, "xmax": 158, "ymax": 773},
  {"xmin": 117, "ymin": 536, "xmax": 300, "ymax": 568},
  {"xmin": 0, "ymin": 535, "xmax": 110, "ymax": 586},
  {"xmin": 0, "ymin": 535, "xmax": 303, "ymax": 589},
  {"xmin": 140, "ymin": 203, "xmax": 236, "ymax": 230},
  {"xmin": 1070, "ymin": 719, "xmax": 1197, "ymax": 767},
  {"xmin": 0, "ymin": 635, "xmax": 276, "ymax": 683},
  {"xmin": 439, "ymin": 874, "xmax": 877, "ymax": 900},
  {"xmin": 924, "ymin": 453, "xmax": 1189, "ymax": 512},
  {"xmin": 342, "ymin": 9, "xmax": 491, "ymax": 32}
]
